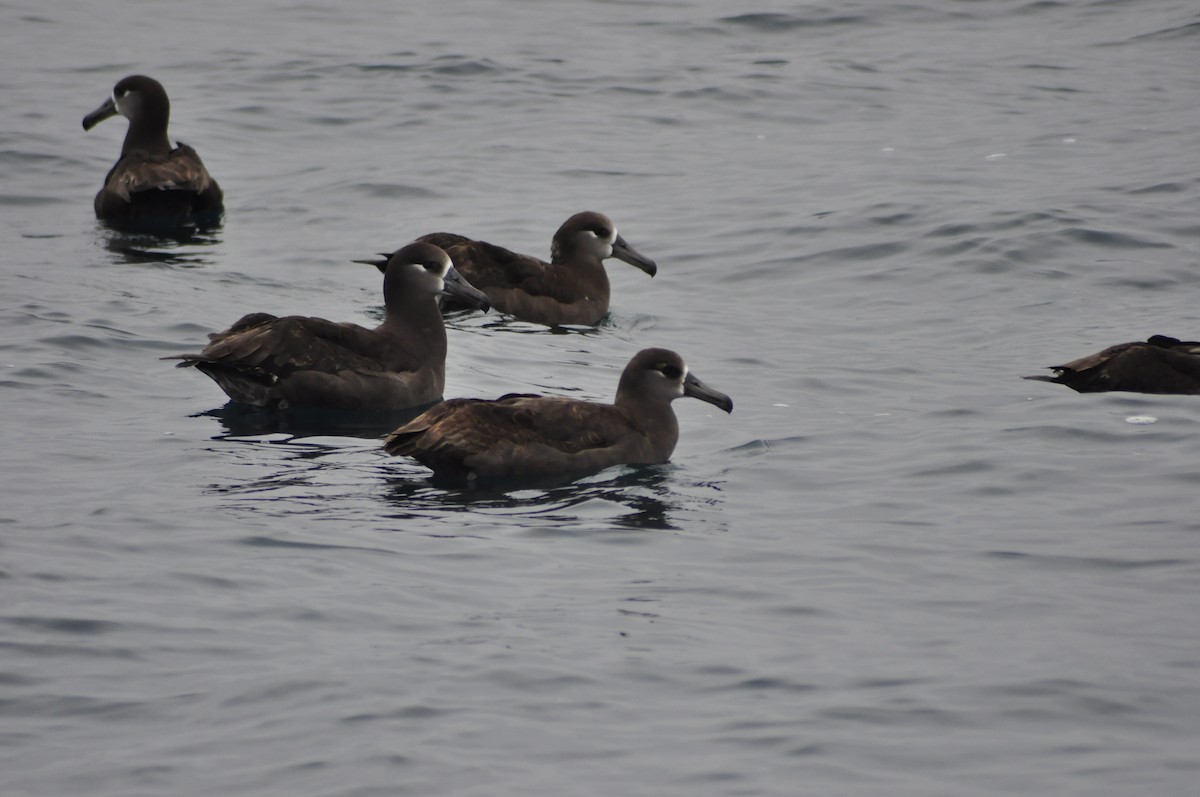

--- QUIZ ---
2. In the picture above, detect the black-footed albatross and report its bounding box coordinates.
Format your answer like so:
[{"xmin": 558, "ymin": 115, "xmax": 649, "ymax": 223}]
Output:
[
  {"xmin": 383, "ymin": 348, "xmax": 733, "ymax": 485},
  {"xmin": 168, "ymin": 242, "xmax": 490, "ymax": 411},
  {"xmin": 83, "ymin": 75, "xmax": 223, "ymax": 228},
  {"xmin": 1024, "ymin": 335, "xmax": 1200, "ymax": 394},
  {"xmin": 364, "ymin": 212, "xmax": 657, "ymax": 326}
]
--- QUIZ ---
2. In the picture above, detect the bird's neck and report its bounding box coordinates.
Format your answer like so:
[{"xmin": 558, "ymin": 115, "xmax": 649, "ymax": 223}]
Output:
[
  {"xmin": 380, "ymin": 294, "xmax": 447, "ymax": 352},
  {"xmin": 122, "ymin": 118, "xmax": 173, "ymax": 158}
]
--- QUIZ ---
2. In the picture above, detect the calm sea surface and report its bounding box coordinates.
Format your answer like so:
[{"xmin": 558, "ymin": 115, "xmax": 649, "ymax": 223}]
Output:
[{"xmin": 3, "ymin": 1, "xmax": 1200, "ymax": 794}]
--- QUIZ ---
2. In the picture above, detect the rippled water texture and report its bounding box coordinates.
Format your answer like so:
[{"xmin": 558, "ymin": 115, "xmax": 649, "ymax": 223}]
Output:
[{"xmin": 3, "ymin": 1, "xmax": 1200, "ymax": 795}]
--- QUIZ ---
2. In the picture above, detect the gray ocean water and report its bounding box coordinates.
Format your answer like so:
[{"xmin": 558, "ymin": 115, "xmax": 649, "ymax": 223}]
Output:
[{"xmin": 3, "ymin": 0, "xmax": 1200, "ymax": 794}]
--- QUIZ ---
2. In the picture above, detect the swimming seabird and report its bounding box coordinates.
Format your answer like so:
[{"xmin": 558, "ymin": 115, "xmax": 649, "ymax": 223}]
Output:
[
  {"xmin": 83, "ymin": 75, "xmax": 223, "ymax": 228},
  {"xmin": 1024, "ymin": 335, "xmax": 1200, "ymax": 394},
  {"xmin": 383, "ymin": 347, "xmax": 732, "ymax": 485},
  {"xmin": 365, "ymin": 212, "xmax": 657, "ymax": 326},
  {"xmin": 168, "ymin": 243, "xmax": 490, "ymax": 410}
]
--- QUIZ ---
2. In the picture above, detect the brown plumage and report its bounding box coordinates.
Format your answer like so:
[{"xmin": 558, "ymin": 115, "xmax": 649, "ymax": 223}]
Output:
[
  {"xmin": 1025, "ymin": 335, "xmax": 1200, "ymax": 394},
  {"xmin": 167, "ymin": 243, "xmax": 489, "ymax": 411},
  {"xmin": 370, "ymin": 212, "xmax": 657, "ymax": 326},
  {"xmin": 83, "ymin": 75, "xmax": 223, "ymax": 229},
  {"xmin": 384, "ymin": 348, "xmax": 733, "ymax": 485}
]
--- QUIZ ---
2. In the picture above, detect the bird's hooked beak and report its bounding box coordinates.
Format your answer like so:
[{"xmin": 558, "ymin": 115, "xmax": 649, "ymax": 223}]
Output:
[
  {"xmin": 683, "ymin": 371, "xmax": 733, "ymax": 413},
  {"xmin": 82, "ymin": 96, "xmax": 119, "ymax": 131},
  {"xmin": 441, "ymin": 265, "xmax": 491, "ymax": 312},
  {"xmin": 611, "ymin": 234, "xmax": 657, "ymax": 277}
]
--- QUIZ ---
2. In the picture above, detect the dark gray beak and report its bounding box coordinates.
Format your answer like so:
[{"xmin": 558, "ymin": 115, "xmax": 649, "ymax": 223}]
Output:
[
  {"xmin": 611, "ymin": 234, "xmax": 657, "ymax": 277},
  {"xmin": 441, "ymin": 265, "xmax": 490, "ymax": 312},
  {"xmin": 353, "ymin": 253, "xmax": 392, "ymax": 274},
  {"xmin": 683, "ymin": 371, "xmax": 733, "ymax": 413},
  {"xmin": 83, "ymin": 97, "xmax": 119, "ymax": 131}
]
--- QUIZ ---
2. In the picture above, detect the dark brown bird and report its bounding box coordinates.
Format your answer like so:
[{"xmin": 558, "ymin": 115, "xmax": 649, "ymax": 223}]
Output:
[
  {"xmin": 366, "ymin": 212, "xmax": 657, "ymax": 326},
  {"xmin": 83, "ymin": 75, "xmax": 223, "ymax": 229},
  {"xmin": 1024, "ymin": 335, "xmax": 1200, "ymax": 394},
  {"xmin": 384, "ymin": 348, "xmax": 733, "ymax": 485},
  {"xmin": 167, "ymin": 243, "xmax": 490, "ymax": 411}
]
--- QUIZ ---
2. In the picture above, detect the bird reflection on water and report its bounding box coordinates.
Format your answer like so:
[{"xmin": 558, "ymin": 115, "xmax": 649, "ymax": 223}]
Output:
[
  {"xmin": 198, "ymin": 400, "xmax": 432, "ymax": 439},
  {"xmin": 382, "ymin": 464, "xmax": 701, "ymax": 533},
  {"xmin": 97, "ymin": 223, "xmax": 223, "ymax": 268}
]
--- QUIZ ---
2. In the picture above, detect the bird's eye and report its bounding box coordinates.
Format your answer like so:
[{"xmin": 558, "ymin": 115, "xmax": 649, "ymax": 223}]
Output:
[
  {"xmin": 115, "ymin": 89, "xmax": 127, "ymax": 98},
  {"xmin": 660, "ymin": 365, "xmax": 682, "ymax": 379}
]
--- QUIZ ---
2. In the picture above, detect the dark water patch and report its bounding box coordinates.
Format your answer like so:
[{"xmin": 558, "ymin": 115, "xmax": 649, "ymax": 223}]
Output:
[
  {"xmin": 852, "ymin": 677, "xmax": 934, "ymax": 690},
  {"xmin": 0, "ymin": 672, "xmax": 40, "ymax": 686},
  {"xmin": 40, "ymin": 333, "xmax": 130, "ymax": 351},
  {"xmin": 926, "ymin": 222, "xmax": 979, "ymax": 239},
  {"xmin": 0, "ymin": 695, "xmax": 150, "ymax": 720},
  {"xmin": 1005, "ymin": 423, "xmax": 1173, "ymax": 445},
  {"xmin": 343, "ymin": 704, "xmax": 449, "ymax": 723},
  {"xmin": 869, "ymin": 211, "xmax": 918, "ymax": 226},
  {"xmin": 980, "ymin": 678, "xmax": 1143, "ymax": 720},
  {"xmin": 556, "ymin": 167, "xmax": 662, "ymax": 179},
  {"xmin": 220, "ymin": 680, "xmax": 335, "ymax": 708},
  {"xmin": 1124, "ymin": 182, "xmax": 1189, "ymax": 195},
  {"xmin": 606, "ymin": 85, "xmax": 666, "ymax": 97},
  {"xmin": 0, "ymin": 194, "xmax": 64, "ymax": 207},
  {"xmin": 354, "ymin": 62, "xmax": 421, "ymax": 75},
  {"xmin": 714, "ymin": 732, "xmax": 794, "ymax": 749},
  {"xmin": 713, "ymin": 676, "xmax": 817, "ymax": 694},
  {"xmin": 983, "ymin": 678, "xmax": 1092, "ymax": 698},
  {"xmin": 1061, "ymin": 227, "xmax": 1172, "ymax": 250},
  {"xmin": 1029, "ymin": 84, "xmax": 1085, "ymax": 95},
  {"xmin": 238, "ymin": 535, "xmax": 399, "ymax": 555},
  {"xmin": 718, "ymin": 12, "xmax": 868, "ymax": 32},
  {"xmin": 819, "ymin": 704, "xmax": 972, "ymax": 728},
  {"xmin": 0, "ymin": 640, "xmax": 139, "ymax": 660},
  {"xmin": 428, "ymin": 56, "xmax": 504, "ymax": 77},
  {"xmin": 171, "ymin": 572, "xmax": 242, "ymax": 590},
  {"xmin": 1096, "ymin": 276, "xmax": 1185, "ymax": 290},
  {"xmin": 671, "ymin": 85, "xmax": 764, "ymax": 103},
  {"xmin": 906, "ymin": 459, "xmax": 995, "ymax": 479},
  {"xmin": 985, "ymin": 551, "xmax": 1186, "ymax": 571},
  {"xmin": 1, "ymin": 616, "xmax": 122, "ymax": 635},
  {"xmin": 764, "ymin": 603, "xmax": 828, "ymax": 618},
  {"xmin": 349, "ymin": 182, "xmax": 441, "ymax": 199},
  {"xmin": 1118, "ymin": 20, "xmax": 1200, "ymax": 45},
  {"xmin": 486, "ymin": 668, "xmax": 596, "ymax": 693}
]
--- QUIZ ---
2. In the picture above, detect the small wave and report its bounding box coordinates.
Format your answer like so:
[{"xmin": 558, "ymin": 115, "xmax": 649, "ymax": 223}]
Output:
[
  {"xmin": 1061, "ymin": 227, "xmax": 1172, "ymax": 250},
  {"xmin": 0, "ymin": 616, "xmax": 122, "ymax": 635},
  {"xmin": 985, "ymin": 550, "xmax": 1186, "ymax": 571},
  {"xmin": 350, "ymin": 182, "xmax": 441, "ymax": 199},
  {"xmin": 718, "ymin": 12, "xmax": 867, "ymax": 32},
  {"xmin": 1118, "ymin": 20, "xmax": 1200, "ymax": 45}
]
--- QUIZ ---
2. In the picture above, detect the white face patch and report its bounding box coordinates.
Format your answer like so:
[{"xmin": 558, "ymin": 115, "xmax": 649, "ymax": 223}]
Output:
[
  {"xmin": 603, "ymin": 227, "xmax": 617, "ymax": 257},
  {"xmin": 580, "ymin": 228, "xmax": 613, "ymax": 259},
  {"xmin": 114, "ymin": 90, "xmax": 138, "ymax": 120},
  {"xmin": 655, "ymin": 363, "xmax": 687, "ymax": 397},
  {"xmin": 406, "ymin": 262, "xmax": 444, "ymax": 294}
]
